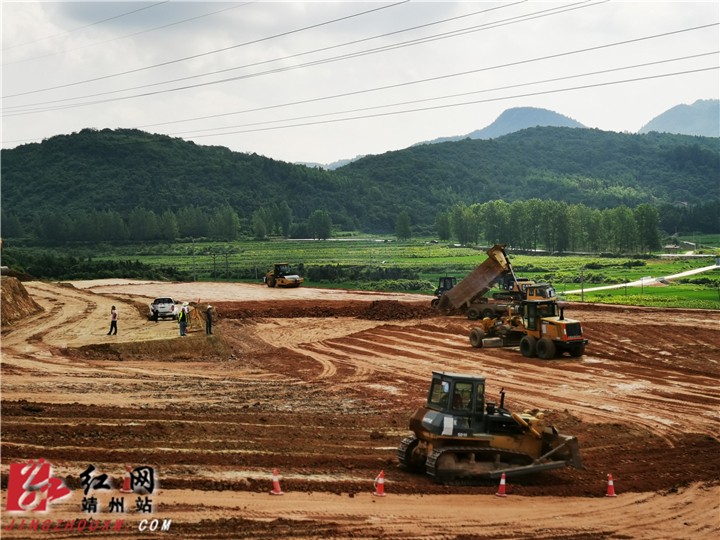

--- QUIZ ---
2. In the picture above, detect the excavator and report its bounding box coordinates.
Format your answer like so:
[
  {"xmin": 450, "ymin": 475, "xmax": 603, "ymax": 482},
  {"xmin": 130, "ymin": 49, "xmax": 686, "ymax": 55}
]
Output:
[{"xmin": 398, "ymin": 371, "xmax": 583, "ymax": 484}]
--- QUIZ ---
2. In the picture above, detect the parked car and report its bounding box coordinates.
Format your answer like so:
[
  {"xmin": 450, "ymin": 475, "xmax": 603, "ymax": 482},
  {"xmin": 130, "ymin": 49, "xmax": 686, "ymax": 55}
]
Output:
[{"xmin": 149, "ymin": 298, "xmax": 177, "ymax": 320}]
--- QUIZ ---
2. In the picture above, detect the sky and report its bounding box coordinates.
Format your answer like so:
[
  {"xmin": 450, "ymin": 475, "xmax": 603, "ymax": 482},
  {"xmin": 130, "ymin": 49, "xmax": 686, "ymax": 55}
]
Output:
[{"xmin": 2, "ymin": 0, "xmax": 718, "ymax": 165}]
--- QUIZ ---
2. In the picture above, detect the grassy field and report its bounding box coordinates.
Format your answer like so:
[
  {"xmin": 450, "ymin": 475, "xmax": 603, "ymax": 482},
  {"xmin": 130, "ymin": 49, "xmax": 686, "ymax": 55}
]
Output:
[
  {"xmin": 85, "ymin": 237, "xmax": 720, "ymax": 309},
  {"xmin": 563, "ymin": 284, "xmax": 720, "ymax": 309}
]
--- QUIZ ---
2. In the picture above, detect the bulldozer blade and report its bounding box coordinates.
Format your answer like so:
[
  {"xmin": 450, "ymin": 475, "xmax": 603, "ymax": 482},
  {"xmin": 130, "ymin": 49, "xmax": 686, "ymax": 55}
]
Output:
[
  {"xmin": 539, "ymin": 434, "xmax": 584, "ymax": 470},
  {"xmin": 482, "ymin": 337, "xmax": 504, "ymax": 348}
]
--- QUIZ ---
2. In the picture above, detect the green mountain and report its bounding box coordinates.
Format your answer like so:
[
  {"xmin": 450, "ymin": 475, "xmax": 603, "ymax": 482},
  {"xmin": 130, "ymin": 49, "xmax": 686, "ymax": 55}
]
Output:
[
  {"xmin": 639, "ymin": 99, "xmax": 720, "ymax": 137},
  {"xmin": 419, "ymin": 107, "xmax": 585, "ymax": 145},
  {"xmin": 1, "ymin": 127, "xmax": 718, "ymax": 235}
]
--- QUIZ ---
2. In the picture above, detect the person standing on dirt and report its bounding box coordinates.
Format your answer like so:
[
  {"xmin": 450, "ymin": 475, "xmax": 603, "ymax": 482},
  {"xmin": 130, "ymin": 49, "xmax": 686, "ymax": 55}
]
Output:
[
  {"xmin": 107, "ymin": 306, "xmax": 118, "ymax": 335},
  {"xmin": 178, "ymin": 303, "xmax": 188, "ymax": 336},
  {"xmin": 205, "ymin": 305, "xmax": 213, "ymax": 335}
]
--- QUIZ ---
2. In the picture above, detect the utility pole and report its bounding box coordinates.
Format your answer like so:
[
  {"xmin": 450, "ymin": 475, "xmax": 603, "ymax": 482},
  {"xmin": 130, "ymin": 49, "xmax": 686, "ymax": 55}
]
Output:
[{"xmin": 192, "ymin": 237, "xmax": 196, "ymax": 282}]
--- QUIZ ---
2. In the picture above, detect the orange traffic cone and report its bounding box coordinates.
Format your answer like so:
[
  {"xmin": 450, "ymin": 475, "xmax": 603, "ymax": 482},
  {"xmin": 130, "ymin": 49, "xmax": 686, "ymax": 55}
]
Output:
[
  {"xmin": 269, "ymin": 469, "xmax": 284, "ymax": 496},
  {"xmin": 495, "ymin": 473, "xmax": 508, "ymax": 497},
  {"xmin": 372, "ymin": 470, "xmax": 387, "ymax": 497},
  {"xmin": 120, "ymin": 465, "xmax": 133, "ymax": 493},
  {"xmin": 606, "ymin": 473, "xmax": 618, "ymax": 497}
]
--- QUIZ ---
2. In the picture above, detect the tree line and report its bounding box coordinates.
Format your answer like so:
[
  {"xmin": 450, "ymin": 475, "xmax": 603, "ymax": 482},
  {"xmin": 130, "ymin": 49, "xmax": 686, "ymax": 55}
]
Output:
[
  {"xmin": 435, "ymin": 199, "xmax": 665, "ymax": 253},
  {"xmin": 3, "ymin": 198, "xmax": 717, "ymax": 253},
  {"xmin": 1, "ymin": 204, "xmax": 335, "ymax": 243}
]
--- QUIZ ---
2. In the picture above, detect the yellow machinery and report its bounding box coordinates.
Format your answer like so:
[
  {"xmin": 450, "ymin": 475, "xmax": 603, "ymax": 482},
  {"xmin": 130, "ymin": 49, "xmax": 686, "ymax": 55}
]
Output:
[
  {"xmin": 264, "ymin": 263, "xmax": 304, "ymax": 288},
  {"xmin": 398, "ymin": 371, "xmax": 583, "ymax": 483},
  {"xmin": 469, "ymin": 298, "xmax": 588, "ymax": 358}
]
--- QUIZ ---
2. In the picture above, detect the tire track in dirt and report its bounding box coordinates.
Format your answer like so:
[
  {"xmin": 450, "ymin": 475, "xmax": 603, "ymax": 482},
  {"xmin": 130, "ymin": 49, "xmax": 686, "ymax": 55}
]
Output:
[{"xmin": 251, "ymin": 316, "xmax": 720, "ymax": 444}]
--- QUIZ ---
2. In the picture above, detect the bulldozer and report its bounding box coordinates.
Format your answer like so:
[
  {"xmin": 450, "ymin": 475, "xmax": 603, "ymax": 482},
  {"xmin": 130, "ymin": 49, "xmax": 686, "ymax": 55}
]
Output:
[
  {"xmin": 398, "ymin": 371, "xmax": 583, "ymax": 484},
  {"xmin": 264, "ymin": 263, "xmax": 304, "ymax": 288},
  {"xmin": 469, "ymin": 298, "xmax": 587, "ymax": 358}
]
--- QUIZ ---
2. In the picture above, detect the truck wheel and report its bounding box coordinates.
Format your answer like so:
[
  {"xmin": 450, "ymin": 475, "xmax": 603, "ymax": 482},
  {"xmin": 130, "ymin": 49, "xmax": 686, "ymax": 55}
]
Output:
[
  {"xmin": 431, "ymin": 298, "xmax": 440, "ymax": 308},
  {"xmin": 482, "ymin": 309, "xmax": 495, "ymax": 319},
  {"xmin": 569, "ymin": 344, "xmax": 585, "ymax": 357},
  {"xmin": 536, "ymin": 338, "xmax": 557, "ymax": 360},
  {"xmin": 467, "ymin": 307, "xmax": 480, "ymax": 320},
  {"xmin": 520, "ymin": 336, "xmax": 537, "ymax": 358},
  {"xmin": 469, "ymin": 327, "xmax": 486, "ymax": 348},
  {"xmin": 267, "ymin": 277, "xmax": 276, "ymax": 287}
]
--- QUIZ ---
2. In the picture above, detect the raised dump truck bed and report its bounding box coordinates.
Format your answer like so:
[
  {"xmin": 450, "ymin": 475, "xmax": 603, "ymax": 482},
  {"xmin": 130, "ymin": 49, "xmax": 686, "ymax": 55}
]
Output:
[{"xmin": 438, "ymin": 244, "xmax": 513, "ymax": 311}]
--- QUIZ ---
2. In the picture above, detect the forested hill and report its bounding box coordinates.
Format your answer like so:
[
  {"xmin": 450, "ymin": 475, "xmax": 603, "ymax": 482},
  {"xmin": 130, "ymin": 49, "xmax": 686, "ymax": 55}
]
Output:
[
  {"xmin": 1, "ymin": 127, "xmax": 718, "ymax": 235},
  {"xmin": 1, "ymin": 128, "xmax": 345, "ymax": 221},
  {"xmin": 339, "ymin": 127, "xmax": 718, "ymax": 229}
]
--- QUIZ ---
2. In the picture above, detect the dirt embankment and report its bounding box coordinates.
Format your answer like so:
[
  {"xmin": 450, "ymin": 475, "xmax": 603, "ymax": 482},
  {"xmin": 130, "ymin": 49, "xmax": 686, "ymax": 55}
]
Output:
[{"xmin": 1, "ymin": 276, "xmax": 43, "ymax": 326}]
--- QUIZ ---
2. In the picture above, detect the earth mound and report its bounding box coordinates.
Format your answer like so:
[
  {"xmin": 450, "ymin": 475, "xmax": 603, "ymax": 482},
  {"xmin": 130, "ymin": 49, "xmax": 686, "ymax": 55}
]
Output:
[{"xmin": 1, "ymin": 277, "xmax": 43, "ymax": 327}]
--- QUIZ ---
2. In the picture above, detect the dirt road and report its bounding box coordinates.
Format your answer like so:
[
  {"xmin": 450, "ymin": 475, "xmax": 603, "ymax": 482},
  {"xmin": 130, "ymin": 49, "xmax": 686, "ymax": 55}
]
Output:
[{"xmin": 1, "ymin": 279, "xmax": 719, "ymax": 539}]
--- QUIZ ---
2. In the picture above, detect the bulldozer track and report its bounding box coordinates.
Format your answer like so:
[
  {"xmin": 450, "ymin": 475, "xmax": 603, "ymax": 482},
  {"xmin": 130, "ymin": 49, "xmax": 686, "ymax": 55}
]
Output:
[{"xmin": 425, "ymin": 446, "xmax": 535, "ymax": 485}]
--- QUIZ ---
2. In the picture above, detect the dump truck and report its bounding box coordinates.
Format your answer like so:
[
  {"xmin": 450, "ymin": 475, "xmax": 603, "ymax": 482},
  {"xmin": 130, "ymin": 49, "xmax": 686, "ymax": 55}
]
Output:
[
  {"xmin": 264, "ymin": 263, "xmax": 304, "ymax": 288},
  {"xmin": 435, "ymin": 244, "xmax": 556, "ymax": 319},
  {"xmin": 398, "ymin": 371, "xmax": 583, "ymax": 483},
  {"xmin": 436, "ymin": 244, "xmax": 514, "ymax": 312},
  {"xmin": 469, "ymin": 298, "xmax": 587, "ymax": 358}
]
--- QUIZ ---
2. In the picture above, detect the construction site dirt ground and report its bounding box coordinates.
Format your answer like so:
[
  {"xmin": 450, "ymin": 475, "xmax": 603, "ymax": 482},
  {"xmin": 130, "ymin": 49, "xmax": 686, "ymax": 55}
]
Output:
[{"xmin": 1, "ymin": 278, "xmax": 719, "ymax": 539}]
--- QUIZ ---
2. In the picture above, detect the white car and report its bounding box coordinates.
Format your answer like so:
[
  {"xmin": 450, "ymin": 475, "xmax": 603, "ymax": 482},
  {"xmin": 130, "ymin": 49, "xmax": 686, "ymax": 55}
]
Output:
[{"xmin": 149, "ymin": 297, "xmax": 177, "ymax": 320}]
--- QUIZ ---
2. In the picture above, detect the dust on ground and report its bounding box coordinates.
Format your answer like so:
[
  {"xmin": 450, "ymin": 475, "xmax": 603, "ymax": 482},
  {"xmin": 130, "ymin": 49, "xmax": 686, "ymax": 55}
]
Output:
[{"xmin": 1, "ymin": 278, "xmax": 719, "ymax": 539}]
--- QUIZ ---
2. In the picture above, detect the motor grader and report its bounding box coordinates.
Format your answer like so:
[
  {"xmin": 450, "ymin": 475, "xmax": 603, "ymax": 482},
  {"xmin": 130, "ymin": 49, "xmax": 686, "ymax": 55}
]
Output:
[
  {"xmin": 398, "ymin": 371, "xmax": 583, "ymax": 484},
  {"xmin": 264, "ymin": 263, "xmax": 304, "ymax": 288},
  {"xmin": 469, "ymin": 298, "xmax": 587, "ymax": 359}
]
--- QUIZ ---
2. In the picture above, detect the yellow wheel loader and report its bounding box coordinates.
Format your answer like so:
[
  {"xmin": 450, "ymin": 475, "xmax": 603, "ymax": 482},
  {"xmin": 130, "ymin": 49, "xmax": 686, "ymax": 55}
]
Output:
[{"xmin": 398, "ymin": 371, "xmax": 583, "ymax": 484}]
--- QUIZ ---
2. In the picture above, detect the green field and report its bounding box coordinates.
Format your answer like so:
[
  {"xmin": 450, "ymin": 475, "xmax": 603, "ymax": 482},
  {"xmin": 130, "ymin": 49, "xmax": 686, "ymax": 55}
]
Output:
[{"xmin": 563, "ymin": 284, "xmax": 720, "ymax": 309}]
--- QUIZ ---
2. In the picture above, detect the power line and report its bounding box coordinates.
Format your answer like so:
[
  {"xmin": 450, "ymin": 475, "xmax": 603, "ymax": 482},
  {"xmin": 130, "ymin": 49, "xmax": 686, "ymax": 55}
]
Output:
[
  {"xmin": 2, "ymin": 1, "xmax": 170, "ymax": 51},
  {"xmin": 166, "ymin": 52, "xmax": 719, "ymax": 136},
  {"xmin": 181, "ymin": 67, "xmax": 720, "ymax": 139},
  {"xmin": 4, "ymin": 21, "xmax": 715, "ymax": 120},
  {"xmin": 2, "ymin": 0, "xmax": 529, "ymax": 104},
  {"xmin": 2, "ymin": 0, "xmax": 410, "ymax": 99},
  {"xmin": 146, "ymin": 21, "xmax": 715, "ymax": 130},
  {"xmin": 4, "ymin": 0, "xmax": 596, "ymax": 111},
  {"xmin": 2, "ymin": 2, "xmax": 257, "ymax": 66},
  {"xmin": 3, "ymin": 63, "xmax": 716, "ymax": 146}
]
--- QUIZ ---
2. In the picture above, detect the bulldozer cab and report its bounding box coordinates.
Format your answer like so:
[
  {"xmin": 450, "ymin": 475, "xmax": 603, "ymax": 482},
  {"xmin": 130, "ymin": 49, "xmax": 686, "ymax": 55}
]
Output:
[
  {"xmin": 426, "ymin": 372, "xmax": 489, "ymax": 432},
  {"xmin": 420, "ymin": 372, "xmax": 534, "ymax": 438}
]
